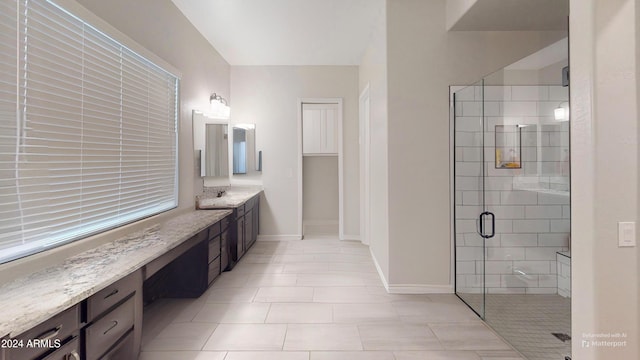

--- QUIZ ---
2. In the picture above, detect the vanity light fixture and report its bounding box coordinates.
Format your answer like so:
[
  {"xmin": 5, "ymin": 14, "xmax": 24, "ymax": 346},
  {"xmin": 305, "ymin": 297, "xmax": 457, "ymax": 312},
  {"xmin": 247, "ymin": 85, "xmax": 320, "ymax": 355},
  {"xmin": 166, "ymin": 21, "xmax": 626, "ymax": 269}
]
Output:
[
  {"xmin": 210, "ymin": 93, "xmax": 231, "ymax": 119},
  {"xmin": 554, "ymin": 102, "xmax": 570, "ymax": 122}
]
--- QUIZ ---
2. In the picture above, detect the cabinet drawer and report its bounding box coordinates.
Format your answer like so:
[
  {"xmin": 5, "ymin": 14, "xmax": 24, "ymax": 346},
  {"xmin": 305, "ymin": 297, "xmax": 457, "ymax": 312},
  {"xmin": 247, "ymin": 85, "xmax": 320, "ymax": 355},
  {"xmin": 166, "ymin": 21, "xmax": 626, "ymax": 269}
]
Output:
[
  {"xmin": 41, "ymin": 337, "xmax": 80, "ymax": 360},
  {"xmin": 88, "ymin": 271, "xmax": 139, "ymax": 321},
  {"xmin": 98, "ymin": 329, "xmax": 134, "ymax": 360},
  {"xmin": 208, "ymin": 222, "xmax": 221, "ymax": 240},
  {"xmin": 8, "ymin": 305, "xmax": 79, "ymax": 360},
  {"xmin": 208, "ymin": 237, "xmax": 221, "ymax": 263},
  {"xmin": 85, "ymin": 297, "xmax": 134, "ymax": 360},
  {"xmin": 235, "ymin": 204, "xmax": 245, "ymax": 218},
  {"xmin": 208, "ymin": 256, "xmax": 221, "ymax": 285}
]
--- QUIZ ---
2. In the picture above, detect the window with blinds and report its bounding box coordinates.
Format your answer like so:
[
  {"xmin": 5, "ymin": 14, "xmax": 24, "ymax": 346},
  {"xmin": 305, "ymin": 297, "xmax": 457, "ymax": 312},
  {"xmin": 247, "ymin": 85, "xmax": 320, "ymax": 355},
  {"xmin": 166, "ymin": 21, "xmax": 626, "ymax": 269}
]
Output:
[{"xmin": 0, "ymin": 0, "xmax": 179, "ymax": 264}]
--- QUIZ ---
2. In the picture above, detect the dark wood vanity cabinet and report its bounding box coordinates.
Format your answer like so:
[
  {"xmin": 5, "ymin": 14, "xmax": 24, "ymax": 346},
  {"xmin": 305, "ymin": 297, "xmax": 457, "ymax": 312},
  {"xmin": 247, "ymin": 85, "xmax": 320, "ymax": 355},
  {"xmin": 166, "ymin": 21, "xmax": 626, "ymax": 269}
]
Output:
[
  {"xmin": 84, "ymin": 269, "xmax": 142, "ymax": 360},
  {"xmin": 6, "ymin": 269, "xmax": 143, "ymax": 360},
  {"xmin": 143, "ymin": 216, "xmax": 230, "ymax": 300},
  {"xmin": 6, "ymin": 305, "xmax": 80, "ymax": 360},
  {"xmin": 231, "ymin": 194, "xmax": 260, "ymax": 264}
]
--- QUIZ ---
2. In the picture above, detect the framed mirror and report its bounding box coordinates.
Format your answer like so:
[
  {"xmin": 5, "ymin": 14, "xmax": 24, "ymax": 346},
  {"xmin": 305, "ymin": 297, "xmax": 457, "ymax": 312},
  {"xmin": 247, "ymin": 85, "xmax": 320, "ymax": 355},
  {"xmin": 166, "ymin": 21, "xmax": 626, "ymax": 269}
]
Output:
[
  {"xmin": 193, "ymin": 110, "xmax": 229, "ymax": 178},
  {"xmin": 232, "ymin": 124, "xmax": 261, "ymax": 175}
]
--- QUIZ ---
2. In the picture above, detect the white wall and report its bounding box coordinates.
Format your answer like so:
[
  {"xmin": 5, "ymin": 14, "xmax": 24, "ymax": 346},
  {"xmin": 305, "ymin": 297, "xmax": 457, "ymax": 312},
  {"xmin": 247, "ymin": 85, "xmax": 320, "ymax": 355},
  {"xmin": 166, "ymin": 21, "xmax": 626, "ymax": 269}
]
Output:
[
  {"xmin": 230, "ymin": 66, "xmax": 359, "ymax": 239},
  {"xmin": 359, "ymin": 3, "xmax": 389, "ymax": 281},
  {"xmin": 0, "ymin": 0, "xmax": 230, "ymax": 284},
  {"xmin": 384, "ymin": 0, "xmax": 567, "ymax": 290},
  {"xmin": 570, "ymin": 0, "xmax": 639, "ymax": 358}
]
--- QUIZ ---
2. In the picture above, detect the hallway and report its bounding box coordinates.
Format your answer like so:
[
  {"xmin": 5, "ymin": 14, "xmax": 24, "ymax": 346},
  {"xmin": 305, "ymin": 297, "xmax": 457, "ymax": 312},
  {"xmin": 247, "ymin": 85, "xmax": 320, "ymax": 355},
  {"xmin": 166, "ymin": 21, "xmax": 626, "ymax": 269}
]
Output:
[{"xmin": 140, "ymin": 238, "xmax": 525, "ymax": 359}]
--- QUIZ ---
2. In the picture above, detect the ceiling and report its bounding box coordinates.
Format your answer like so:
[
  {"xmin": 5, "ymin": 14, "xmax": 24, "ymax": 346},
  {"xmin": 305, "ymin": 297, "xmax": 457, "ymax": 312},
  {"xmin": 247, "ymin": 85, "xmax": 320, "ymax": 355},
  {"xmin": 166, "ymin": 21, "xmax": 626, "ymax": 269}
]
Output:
[
  {"xmin": 170, "ymin": 0, "xmax": 385, "ymax": 66},
  {"xmin": 449, "ymin": 0, "xmax": 569, "ymax": 31}
]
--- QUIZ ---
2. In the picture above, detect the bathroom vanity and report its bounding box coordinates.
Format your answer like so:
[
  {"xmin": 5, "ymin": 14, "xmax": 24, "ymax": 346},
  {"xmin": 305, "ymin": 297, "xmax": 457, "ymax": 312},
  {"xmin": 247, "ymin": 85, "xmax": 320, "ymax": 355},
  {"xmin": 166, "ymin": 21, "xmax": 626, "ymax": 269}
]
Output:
[
  {"xmin": 0, "ymin": 210, "xmax": 231, "ymax": 360},
  {"xmin": 197, "ymin": 188, "xmax": 262, "ymax": 268}
]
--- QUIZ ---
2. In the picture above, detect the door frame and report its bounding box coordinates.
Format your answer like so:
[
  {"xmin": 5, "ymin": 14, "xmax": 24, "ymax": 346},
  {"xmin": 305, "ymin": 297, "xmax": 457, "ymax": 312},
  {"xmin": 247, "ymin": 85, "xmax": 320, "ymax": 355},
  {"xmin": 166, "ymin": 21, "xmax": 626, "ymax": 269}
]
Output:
[
  {"xmin": 297, "ymin": 98, "xmax": 344, "ymax": 239},
  {"xmin": 359, "ymin": 85, "xmax": 371, "ymax": 245}
]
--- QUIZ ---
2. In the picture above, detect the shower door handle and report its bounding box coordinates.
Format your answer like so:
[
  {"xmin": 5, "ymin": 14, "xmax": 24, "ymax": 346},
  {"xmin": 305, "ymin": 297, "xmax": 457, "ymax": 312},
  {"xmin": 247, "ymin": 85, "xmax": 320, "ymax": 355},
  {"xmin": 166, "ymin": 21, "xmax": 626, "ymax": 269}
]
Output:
[{"xmin": 478, "ymin": 211, "xmax": 495, "ymax": 239}]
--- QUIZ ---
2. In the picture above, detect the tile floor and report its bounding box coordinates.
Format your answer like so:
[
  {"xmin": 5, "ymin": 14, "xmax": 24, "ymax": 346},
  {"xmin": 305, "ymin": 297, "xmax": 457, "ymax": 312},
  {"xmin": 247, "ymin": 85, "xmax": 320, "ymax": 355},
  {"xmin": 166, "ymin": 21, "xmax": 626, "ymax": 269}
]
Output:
[
  {"xmin": 140, "ymin": 238, "xmax": 525, "ymax": 360},
  {"xmin": 484, "ymin": 294, "xmax": 571, "ymax": 360}
]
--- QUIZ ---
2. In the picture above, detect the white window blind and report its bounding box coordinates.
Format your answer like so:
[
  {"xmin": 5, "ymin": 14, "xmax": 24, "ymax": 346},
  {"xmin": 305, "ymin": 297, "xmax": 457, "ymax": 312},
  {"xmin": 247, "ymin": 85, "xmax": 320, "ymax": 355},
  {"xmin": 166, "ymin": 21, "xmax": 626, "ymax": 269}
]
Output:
[{"xmin": 0, "ymin": 0, "xmax": 179, "ymax": 264}]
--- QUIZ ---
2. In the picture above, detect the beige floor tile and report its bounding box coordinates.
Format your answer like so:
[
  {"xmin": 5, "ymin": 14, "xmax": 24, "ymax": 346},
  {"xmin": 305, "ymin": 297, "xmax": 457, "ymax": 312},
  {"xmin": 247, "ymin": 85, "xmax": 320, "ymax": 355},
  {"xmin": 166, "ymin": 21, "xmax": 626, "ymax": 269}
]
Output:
[
  {"xmin": 193, "ymin": 303, "xmax": 270, "ymax": 323},
  {"xmin": 393, "ymin": 301, "xmax": 480, "ymax": 323},
  {"xmin": 313, "ymin": 287, "xmax": 390, "ymax": 303},
  {"xmin": 282, "ymin": 262, "xmax": 330, "ymax": 274},
  {"xmin": 475, "ymin": 349, "xmax": 525, "ymax": 359},
  {"xmin": 211, "ymin": 272, "xmax": 250, "ymax": 288},
  {"xmin": 245, "ymin": 273, "xmax": 298, "ymax": 286},
  {"xmin": 267, "ymin": 303, "xmax": 333, "ymax": 323},
  {"xmin": 225, "ymin": 351, "xmax": 310, "ymax": 360},
  {"xmin": 329, "ymin": 262, "xmax": 377, "ymax": 273},
  {"xmin": 254, "ymin": 286, "xmax": 314, "ymax": 302},
  {"xmin": 203, "ymin": 324, "xmax": 287, "ymax": 350},
  {"xmin": 276, "ymin": 254, "xmax": 318, "ymax": 263},
  {"xmin": 231, "ymin": 263, "xmax": 286, "ymax": 274},
  {"xmin": 297, "ymin": 273, "xmax": 365, "ymax": 286},
  {"xmin": 240, "ymin": 254, "xmax": 280, "ymax": 263},
  {"xmin": 332, "ymin": 303, "xmax": 399, "ymax": 323},
  {"xmin": 310, "ymin": 351, "xmax": 395, "ymax": 360},
  {"xmin": 393, "ymin": 350, "xmax": 482, "ymax": 360},
  {"xmin": 138, "ymin": 351, "xmax": 226, "ymax": 360},
  {"xmin": 143, "ymin": 322, "xmax": 218, "ymax": 351},
  {"xmin": 358, "ymin": 324, "xmax": 443, "ymax": 351},
  {"xmin": 430, "ymin": 323, "xmax": 512, "ymax": 351},
  {"xmin": 284, "ymin": 324, "xmax": 363, "ymax": 350},
  {"xmin": 205, "ymin": 287, "xmax": 258, "ymax": 303}
]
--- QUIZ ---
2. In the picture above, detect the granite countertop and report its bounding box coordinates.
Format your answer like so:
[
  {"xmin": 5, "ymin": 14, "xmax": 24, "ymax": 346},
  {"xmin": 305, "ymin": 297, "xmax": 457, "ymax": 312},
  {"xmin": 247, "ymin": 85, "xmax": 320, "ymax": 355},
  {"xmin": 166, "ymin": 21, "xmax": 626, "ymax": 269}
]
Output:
[
  {"xmin": 197, "ymin": 186, "xmax": 263, "ymax": 209},
  {"xmin": 0, "ymin": 209, "xmax": 232, "ymax": 338}
]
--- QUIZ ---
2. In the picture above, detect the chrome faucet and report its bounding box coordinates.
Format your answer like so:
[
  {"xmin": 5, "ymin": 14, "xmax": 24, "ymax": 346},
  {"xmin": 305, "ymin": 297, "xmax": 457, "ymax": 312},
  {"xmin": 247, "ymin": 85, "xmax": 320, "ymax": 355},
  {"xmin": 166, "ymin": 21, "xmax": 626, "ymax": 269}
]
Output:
[{"xmin": 216, "ymin": 190, "xmax": 226, "ymax": 198}]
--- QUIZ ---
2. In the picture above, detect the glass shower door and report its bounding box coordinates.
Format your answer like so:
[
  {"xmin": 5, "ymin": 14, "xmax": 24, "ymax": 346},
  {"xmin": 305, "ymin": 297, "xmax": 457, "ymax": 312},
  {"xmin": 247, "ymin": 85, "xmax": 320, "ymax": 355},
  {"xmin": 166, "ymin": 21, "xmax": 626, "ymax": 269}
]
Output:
[{"xmin": 453, "ymin": 80, "xmax": 488, "ymax": 318}]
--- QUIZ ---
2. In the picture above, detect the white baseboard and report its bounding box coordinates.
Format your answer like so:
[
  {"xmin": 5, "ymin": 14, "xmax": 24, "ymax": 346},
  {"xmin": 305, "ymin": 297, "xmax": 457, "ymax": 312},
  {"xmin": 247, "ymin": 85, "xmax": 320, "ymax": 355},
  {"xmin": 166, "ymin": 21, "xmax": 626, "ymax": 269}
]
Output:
[
  {"xmin": 256, "ymin": 234, "xmax": 302, "ymax": 241},
  {"xmin": 369, "ymin": 247, "xmax": 390, "ymax": 290},
  {"xmin": 386, "ymin": 284, "xmax": 454, "ymax": 294},
  {"xmin": 341, "ymin": 234, "xmax": 361, "ymax": 241},
  {"xmin": 368, "ymin": 248, "xmax": 453, "ymax": 294}
]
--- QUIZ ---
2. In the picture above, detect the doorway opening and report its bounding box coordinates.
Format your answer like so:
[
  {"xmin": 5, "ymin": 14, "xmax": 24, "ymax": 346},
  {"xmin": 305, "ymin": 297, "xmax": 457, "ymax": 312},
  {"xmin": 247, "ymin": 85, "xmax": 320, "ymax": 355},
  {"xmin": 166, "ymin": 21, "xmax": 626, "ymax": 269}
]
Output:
[{"xmin": 297, "ymin": 99, "xmax": 344, "ymax": 240}]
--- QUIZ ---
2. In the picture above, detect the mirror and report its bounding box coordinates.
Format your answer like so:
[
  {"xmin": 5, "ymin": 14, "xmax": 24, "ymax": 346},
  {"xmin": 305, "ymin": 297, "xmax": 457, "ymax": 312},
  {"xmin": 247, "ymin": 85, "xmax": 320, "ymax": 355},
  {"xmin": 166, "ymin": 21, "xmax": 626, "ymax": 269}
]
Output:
[
  {"xmin": 232, "ymin": 124, "xmax": 260, "ymax": 175},
  {"xmin": 193, "ymin": 110, "xmax": 229, "ymax": 178},
  {"xmin": 205, "ymin": 124, "xmax": 229, "ymax": 177}
]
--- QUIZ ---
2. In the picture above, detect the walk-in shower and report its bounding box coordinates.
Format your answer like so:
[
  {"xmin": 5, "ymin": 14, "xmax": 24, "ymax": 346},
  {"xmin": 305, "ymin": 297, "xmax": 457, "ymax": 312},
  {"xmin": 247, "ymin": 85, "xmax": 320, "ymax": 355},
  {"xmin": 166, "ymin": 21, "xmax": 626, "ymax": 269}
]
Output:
[{"xmin": 452, "ymin": 38, "xmax": 571, "ymax": 360}]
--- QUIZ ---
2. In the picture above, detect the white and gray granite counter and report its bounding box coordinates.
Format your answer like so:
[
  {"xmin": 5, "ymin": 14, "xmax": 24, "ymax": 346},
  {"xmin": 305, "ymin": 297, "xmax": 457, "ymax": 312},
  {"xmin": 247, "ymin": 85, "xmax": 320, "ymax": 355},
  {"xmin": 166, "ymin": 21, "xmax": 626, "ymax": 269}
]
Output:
[
  {"xmin": 197, "ymin": 186, "xmax": 263, "ymax": 209},
  {"xmin": 0, "ymin": 209, "xmax": 232, "ymax": 338}
]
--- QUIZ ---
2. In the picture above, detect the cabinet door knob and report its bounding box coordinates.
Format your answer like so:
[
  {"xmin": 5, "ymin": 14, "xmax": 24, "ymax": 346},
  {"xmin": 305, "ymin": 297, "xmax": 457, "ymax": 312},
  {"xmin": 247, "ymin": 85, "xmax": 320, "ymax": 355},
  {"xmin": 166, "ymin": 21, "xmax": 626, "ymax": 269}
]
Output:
[{"xmin": 66, "ymin": 350, "xmax": 80, "ymax": 360}]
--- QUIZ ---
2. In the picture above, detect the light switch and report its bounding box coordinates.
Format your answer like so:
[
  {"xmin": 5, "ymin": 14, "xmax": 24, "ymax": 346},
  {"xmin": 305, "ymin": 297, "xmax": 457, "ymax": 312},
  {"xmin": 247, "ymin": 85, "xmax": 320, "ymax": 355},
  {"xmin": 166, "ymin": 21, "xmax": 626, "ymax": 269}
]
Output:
[{"xmin": 618, "ymin": 222, "xmax": 636, "ymax": 247}]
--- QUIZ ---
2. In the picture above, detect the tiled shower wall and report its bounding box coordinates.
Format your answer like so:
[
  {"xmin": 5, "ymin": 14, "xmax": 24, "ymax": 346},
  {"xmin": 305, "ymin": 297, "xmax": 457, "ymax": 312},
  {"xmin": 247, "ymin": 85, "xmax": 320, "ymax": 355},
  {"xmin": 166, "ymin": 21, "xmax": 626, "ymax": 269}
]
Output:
[{"xmin": 455, "ymin": 85, "xmax": 570, "ymax": 295}]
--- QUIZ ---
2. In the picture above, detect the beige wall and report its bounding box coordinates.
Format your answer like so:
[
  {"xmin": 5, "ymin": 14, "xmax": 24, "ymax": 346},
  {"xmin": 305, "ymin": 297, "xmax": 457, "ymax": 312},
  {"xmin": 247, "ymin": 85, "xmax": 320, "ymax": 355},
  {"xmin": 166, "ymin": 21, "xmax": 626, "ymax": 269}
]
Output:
[
  {"xmin": 359, "ymin": 3, "xmax": 389, "ymax": 280},
  {"xmin": 446, "ymin": 0, "xmax": 478, "ymax": 30},
  {"xmin": 384, "ymin": 0, "xmax": 566, "ymax": 289},
  {"xmin": 303, "ymin": 157, "xmax": 339, "ymax": 223},
  {"xmin": 230, "ymin": 66, "xmax": 360, "ymax": 239},
  {"xmin": 0, "ymin": 0, "xmax": 230, "ymax": 284},
  {"xmin": 570, "ymin": 0, "xmax": 639, "ymax": 358}
]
